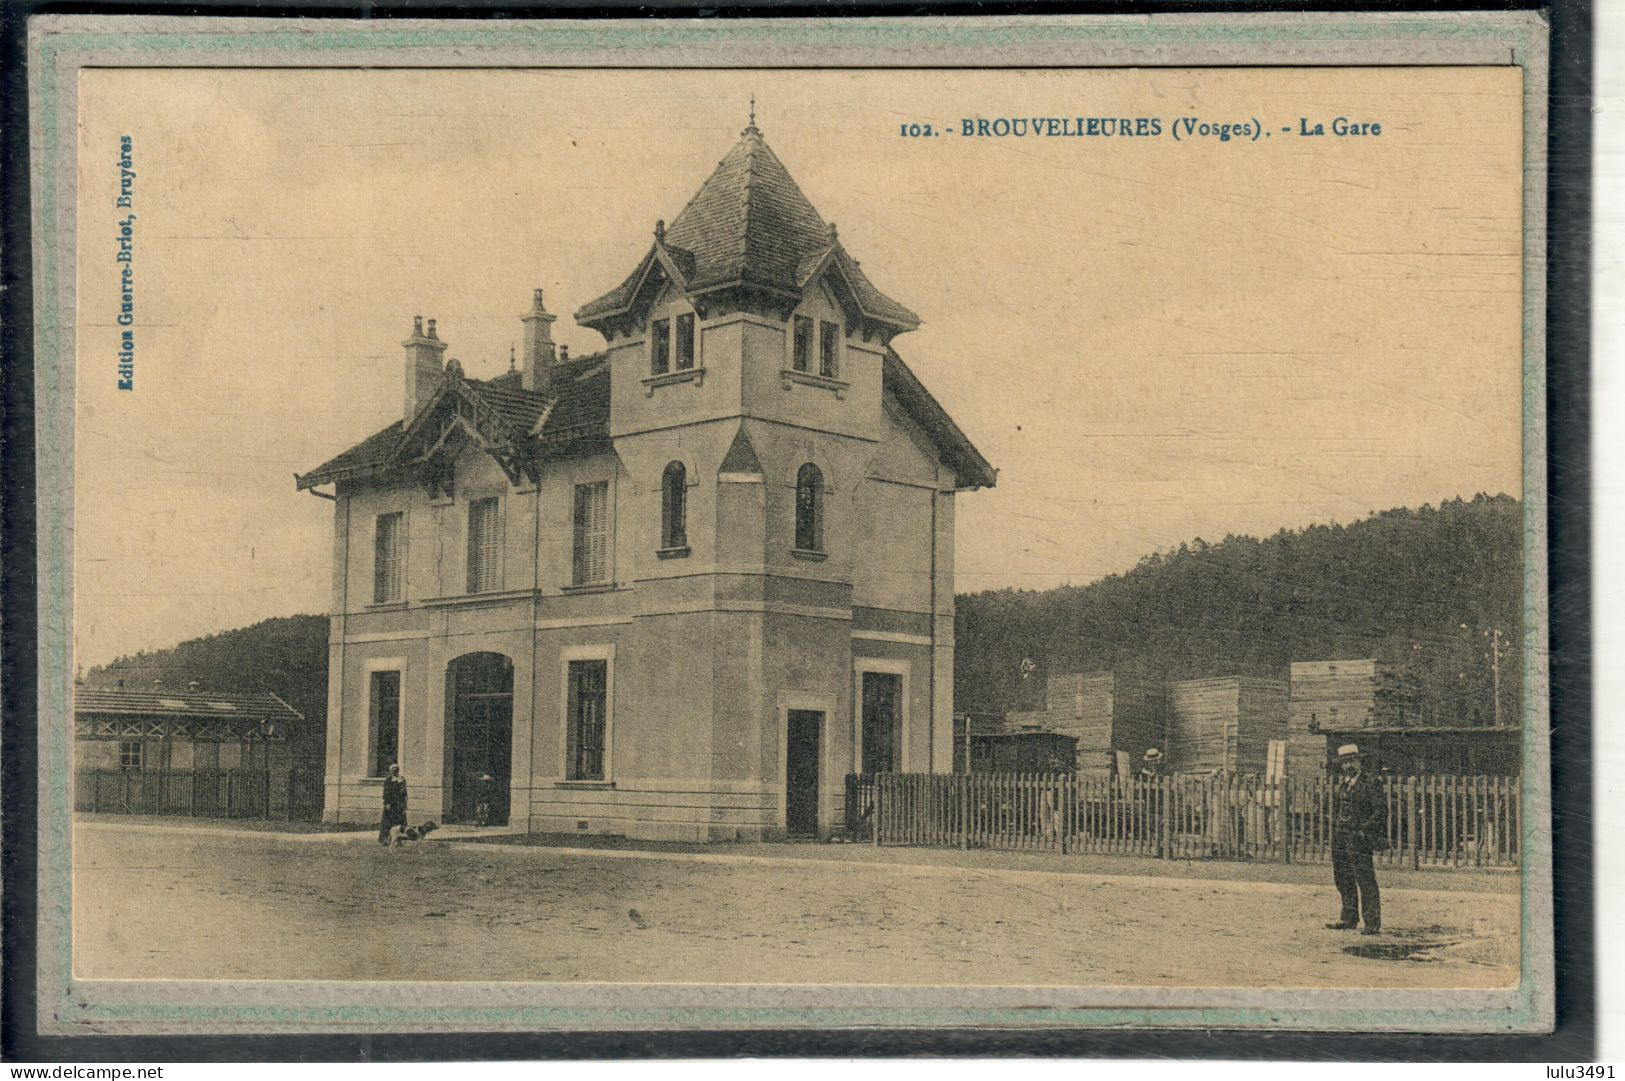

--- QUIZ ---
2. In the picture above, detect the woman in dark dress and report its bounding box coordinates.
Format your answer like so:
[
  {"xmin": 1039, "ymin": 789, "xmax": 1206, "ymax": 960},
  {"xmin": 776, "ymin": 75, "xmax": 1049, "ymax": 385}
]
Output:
[{"xmin": 378, "ymin": 763, "xmax": 408, "ymax": 845}]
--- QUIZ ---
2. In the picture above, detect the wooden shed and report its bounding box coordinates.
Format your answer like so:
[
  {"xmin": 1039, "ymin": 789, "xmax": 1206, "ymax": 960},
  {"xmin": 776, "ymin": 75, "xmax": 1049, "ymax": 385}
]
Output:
[
  {"xmin": 1166, "ymin": 676, "xmax": 1288, "ymax": 775},
  {"xmin": 1005, "ymin": 672, "xmax": 1163, "ymax": 774},
  {"xmin": 73, "ymin": 686, "xmax": 313, "ymax": 818}
]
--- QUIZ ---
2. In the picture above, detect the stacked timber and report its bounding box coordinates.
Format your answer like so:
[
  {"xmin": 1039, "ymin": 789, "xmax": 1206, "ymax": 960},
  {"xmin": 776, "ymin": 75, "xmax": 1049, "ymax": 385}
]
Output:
[
  {"xmin": 1005, "ymin": 672, "xmax": 1163, "ymax": 774},
  {"xmin": 1166, "ymin": 676, "xmax": 1288, "ymax": 775},
  {"xmin": 1287, "ymin": 659, "xmax": 1419, "ymax": 777}
]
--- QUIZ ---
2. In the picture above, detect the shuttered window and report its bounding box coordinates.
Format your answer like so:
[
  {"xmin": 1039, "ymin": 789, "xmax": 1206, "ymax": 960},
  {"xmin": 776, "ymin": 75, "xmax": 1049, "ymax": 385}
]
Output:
[
  {"xmin": 820, "ymin": 320, "xmax": 840, "ymax": 378},
  {"xmin": 566, "ymin": 659, "xmax": 609, "ymax": 781},
  {"xmin": 466, "ymin": 497, "xmax": 501, "ymax": 594},
  {"xmin": 572, "ymin": 481, "xmax": 610, "ymax": 585},
  {"xmin": 373, "ymin": 512, "xmax": 404, "ymax": 603},
  {"xmin": 675, "ymin": 312, "xmax": 696, "ymax": 371}
]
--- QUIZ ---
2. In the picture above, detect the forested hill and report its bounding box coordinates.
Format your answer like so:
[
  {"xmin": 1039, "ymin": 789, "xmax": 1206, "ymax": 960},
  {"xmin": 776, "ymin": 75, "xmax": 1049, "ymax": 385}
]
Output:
[
  {"xmin": 956, "ymin": 494, "xmax": 1523, "ymax": 725},
  {"xmin": 84, "ymin": 614, "xmax": 330, "ymax": 751}
]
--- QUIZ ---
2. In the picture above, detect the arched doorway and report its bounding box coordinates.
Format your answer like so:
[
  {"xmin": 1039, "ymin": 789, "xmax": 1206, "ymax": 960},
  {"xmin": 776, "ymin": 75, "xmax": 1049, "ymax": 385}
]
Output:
[{"xmin": 445, "ymin": 652, "xmax": 513, "ymax": 825}]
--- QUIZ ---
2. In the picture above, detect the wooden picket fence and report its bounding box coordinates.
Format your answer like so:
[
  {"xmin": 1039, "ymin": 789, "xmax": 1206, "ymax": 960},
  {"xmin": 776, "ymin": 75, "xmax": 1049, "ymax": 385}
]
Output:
[{"xmin": 849, "ymin": 772, "xmax": 1520, "ymax": 869}]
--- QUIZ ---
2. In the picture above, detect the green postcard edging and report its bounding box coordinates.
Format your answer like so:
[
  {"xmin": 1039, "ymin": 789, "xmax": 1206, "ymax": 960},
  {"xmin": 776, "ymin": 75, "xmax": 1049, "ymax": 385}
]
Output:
[{"xmin": 32, "ymin": 13, "xmax": 1544, "ymax": 1034}]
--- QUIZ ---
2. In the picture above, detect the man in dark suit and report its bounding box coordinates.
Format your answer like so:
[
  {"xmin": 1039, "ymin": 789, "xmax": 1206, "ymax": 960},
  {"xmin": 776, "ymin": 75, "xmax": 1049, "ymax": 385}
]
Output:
[{"xmin": 1326, "ymin": 743, "xmax": 1384, "ymax": 935}]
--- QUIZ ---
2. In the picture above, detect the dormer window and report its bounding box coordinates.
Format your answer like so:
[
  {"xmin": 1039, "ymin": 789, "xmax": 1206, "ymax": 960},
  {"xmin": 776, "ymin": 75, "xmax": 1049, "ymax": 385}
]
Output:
[
  {"xmin": 792, "ymin": 316, "xmax": 814, "ymax": 373},
  {"xmin": 675, "ymin": 313, "xmax": 696, "ymax": 371},
  {"xmin": 820, "ymin": 321, "xmax": 840, "ymax": 378},
  {"xmin": 651, "ymin": 318, "xmax": 671, "ymax": 375},
  {"xmin": 651, "ymin": 311, "xmax": 697, "ymax": 376}
]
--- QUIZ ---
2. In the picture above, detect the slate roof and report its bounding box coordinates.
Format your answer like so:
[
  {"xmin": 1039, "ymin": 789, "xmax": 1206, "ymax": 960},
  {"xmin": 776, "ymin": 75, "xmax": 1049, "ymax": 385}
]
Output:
[
  {"xmin": 75, "ymin": 688, "xmax": 304, "ymax": 724},
  {"xmin": 296, "ymin": 419, "xmax": 404, "ymax": 486},
  {"xmin": 576, "ymin": 126, "xmax": 919, "ymax": 331},
  {"xmin": 296, "ymin": 353, "xmax": 610, "ymax": 489}
]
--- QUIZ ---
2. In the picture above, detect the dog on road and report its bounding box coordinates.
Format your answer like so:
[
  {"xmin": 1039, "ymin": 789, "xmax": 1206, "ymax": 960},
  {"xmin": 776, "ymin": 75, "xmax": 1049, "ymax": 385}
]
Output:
[{"xmin": 387, "ymin": 820, "xmax": 439, "ymax": 848}]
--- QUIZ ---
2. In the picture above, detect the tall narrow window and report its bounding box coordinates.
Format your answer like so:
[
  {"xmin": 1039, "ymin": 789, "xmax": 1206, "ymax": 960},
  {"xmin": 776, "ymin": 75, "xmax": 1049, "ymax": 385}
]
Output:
[
  {"xmin": 572, "ymin": 481, "xmax": 609, "ymax": 585},
  {"xmin": 661, "ymin": 461, "xmax": 687, "ymax": 549},
  {"xmin": 650, "ymin": 317, "xmax": 671, "ymax": 375},
  {"xmin": 466, "ymin": 497, "xmax": 501, "ymax": 594},
  {"xmin": 370, "ymin": 669, "xmax": 401, "ymax": 777},
  {"xmin": 861, "ymin": 671, "xmax": 903, "ymax": 774},
  {"xmin": 820, "ymin": 320, "xmax": 840, "ymax": 378},
  {"xmin": 567, "ymin": 659, "xmax": 609, "ymax": 781},
  {"xmin": 792, "ymin": 316, "xmax": 814, "ymax": 373},
  {"xmin": 794, "ymin": 463, "xmax": 824, "ymax": 552},
  {"xmin": 675, "ymin": 312, "xmax": 696, "ymax": 371},
  {"xmin": 373, "ymin": 512, "xmax": 404, "ymax": 603}
]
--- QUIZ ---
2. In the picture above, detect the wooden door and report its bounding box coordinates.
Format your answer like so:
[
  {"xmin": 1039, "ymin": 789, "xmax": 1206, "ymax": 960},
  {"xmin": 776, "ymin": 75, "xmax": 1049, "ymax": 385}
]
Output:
[{"xmin": 786, "ymin": 710, "xmax": 823, "ymax": 837}]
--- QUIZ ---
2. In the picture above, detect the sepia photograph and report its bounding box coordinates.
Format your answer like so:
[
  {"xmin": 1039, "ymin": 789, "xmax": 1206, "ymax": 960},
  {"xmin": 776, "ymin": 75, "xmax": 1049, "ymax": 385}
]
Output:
[{"xmin": 27, "ymin": 12, "xmax": 1554, "ymax": 1037}]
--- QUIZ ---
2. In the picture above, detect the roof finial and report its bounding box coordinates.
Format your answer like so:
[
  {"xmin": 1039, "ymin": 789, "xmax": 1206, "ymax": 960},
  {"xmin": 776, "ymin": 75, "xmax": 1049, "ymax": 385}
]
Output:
[
  {"xmin": 509, "ymin": 343, "xmax": 517, "ymax": 372},
  {"xmin": 655, "ymin": 219, "xmax": 666, "ymax": 243},
  {"xmin": 744, "ymin": 94, "xmax": 759, "ymax": 136}
]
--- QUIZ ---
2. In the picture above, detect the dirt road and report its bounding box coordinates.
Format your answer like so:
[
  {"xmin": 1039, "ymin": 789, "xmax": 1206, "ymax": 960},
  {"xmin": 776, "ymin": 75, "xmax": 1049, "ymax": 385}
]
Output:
[{"xmin": 72, "ymin": 823, "xmax": 1519, "ymax": 988}]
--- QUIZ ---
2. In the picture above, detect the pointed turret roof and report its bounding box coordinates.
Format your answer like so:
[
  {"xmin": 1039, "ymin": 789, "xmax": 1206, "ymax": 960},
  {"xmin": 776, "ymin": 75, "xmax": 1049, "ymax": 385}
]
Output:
[{"xmin": 576, "ymin": 124, "xmax": 919, "ymax": 334}]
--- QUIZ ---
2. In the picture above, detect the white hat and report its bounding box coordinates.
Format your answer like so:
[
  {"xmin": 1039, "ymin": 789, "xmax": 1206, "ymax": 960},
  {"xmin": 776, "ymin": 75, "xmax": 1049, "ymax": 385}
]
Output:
[
  {"xmin": 1334, "ymin": 743, "xmax": 1362, "ymax": 759},
  {"xmin": 1143, "ymin": 748, "xmax": 1164, "ymax": 762}
]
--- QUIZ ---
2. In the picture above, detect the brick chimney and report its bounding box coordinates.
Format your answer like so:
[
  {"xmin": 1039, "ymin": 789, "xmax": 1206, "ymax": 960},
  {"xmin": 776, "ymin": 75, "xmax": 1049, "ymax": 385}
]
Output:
[
  {"xmin": 403, "ymin": 315, "xmax": 448, "ymax": 422},
  {"xmin": 520, "ymin": 289, "xmax": 557, "ymax": 392}
]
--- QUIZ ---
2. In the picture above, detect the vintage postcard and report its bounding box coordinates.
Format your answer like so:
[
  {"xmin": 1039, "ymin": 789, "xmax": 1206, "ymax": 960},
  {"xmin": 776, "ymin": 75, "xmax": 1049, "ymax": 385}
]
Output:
[{"xmin": 29, "ymin": 12, "xmax": 1552, "ymax": 1036}]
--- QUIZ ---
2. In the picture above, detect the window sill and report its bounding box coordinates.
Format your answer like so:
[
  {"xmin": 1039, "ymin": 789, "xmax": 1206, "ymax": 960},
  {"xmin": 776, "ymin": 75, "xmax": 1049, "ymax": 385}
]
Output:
[
  {"xmin": 365, "ymin": 600, "xmax": 409, "ymax": 611},
  {"xmin": 781, "ymin": 369, "xmax": 848, "ymax": 399},
  {"xmin": 791, "ymin": 548, "xmax": 828, "ymax": 562},
  {"xmin": 656, "ymin": 545, "xmax": 691, "ymax": 560},
  {"xmin": 420, "ymin": 589, "xmax": 531, "ymax": 609},
  {"xmin": 554, "ymin": 780, "xmax": 615, "ymax": 789},
  {"xmin": 642, "ymin": 367, "xmax": 705, "ymax": 396},
  {"xmin": 560, "ymin": 582, "xmax": 617, "ymax": 595}
]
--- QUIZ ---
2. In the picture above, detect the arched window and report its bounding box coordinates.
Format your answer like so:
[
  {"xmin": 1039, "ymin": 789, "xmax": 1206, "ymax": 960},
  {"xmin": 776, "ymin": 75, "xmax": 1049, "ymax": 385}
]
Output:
[
  {"xmin": 794, "ymin": 463, "xmax": 824, "ymax": 552},
  {"xmin": 661, "ymin": 461, "xmax": 687, "ymax": 550}
]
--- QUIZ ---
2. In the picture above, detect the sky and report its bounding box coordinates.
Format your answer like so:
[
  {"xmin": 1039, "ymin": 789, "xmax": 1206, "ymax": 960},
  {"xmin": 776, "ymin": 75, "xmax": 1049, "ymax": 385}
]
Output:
[{"xmin": 72, "ymin": 66, "xmax": 1525, "ymax": 668}]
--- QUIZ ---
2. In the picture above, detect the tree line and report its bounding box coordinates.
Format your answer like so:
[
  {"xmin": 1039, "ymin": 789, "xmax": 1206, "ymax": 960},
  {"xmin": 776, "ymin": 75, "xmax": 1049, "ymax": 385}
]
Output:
[{"xmin": 955, "ymin": 494, "xmax": 1523, "ymax": 725}]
